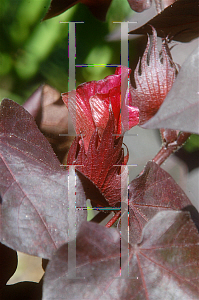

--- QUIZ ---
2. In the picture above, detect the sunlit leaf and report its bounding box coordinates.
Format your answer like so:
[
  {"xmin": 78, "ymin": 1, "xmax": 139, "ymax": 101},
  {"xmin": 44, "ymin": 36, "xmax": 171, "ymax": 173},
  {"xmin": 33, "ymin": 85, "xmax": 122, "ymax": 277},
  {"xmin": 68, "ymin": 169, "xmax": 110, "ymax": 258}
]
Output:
[
  {"xmin": 43, "ymin": 211, "xmax": 199, "ymax": 299},
  {"xmin": 0, "ymin": 99, "xmax": 87, "ymax": 259}
]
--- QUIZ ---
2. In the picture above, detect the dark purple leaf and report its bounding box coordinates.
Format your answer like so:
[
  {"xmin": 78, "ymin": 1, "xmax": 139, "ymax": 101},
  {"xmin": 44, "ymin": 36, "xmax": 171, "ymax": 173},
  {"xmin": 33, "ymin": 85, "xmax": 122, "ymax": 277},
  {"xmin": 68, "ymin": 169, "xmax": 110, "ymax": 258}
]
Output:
[
  {"xmin": 129, "ymin": 0, "xmax": 199, "ymax": 42},
  {"xmin": 131, "ymin": 210, "xmax": 199, "ymax": 299},
  {"xmin": 43, "ymin": 221, "xmax": 122, "ymax": 300},
  {"xmin": 142, "ymin": 46, "xmax": 199, "ymax": 134},
  {"xmin": 0, "ymin": 99, "xmax": 87, "ymax": 259},
  {"xmin": 126, "ymin": 161, "xmax": 191, "ymax": 244},
  {"xmin": 43, "ymin": 0, "xmax": 112, "ymax": 21},
  {"xmin": 43, "ymin": 211, "xmax": 199, "ymax": 299},
  {"xmin": 0, "ymin": 243, "xmax": 18, "ymax": 289}
]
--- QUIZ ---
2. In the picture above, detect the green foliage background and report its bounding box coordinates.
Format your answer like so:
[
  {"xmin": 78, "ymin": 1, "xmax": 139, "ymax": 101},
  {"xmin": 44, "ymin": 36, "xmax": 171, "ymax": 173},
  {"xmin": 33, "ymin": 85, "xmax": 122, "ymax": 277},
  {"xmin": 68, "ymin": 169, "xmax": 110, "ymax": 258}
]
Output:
[{"xmin": 0, "ymin": 0, "xmax": 132, "ymax": 104}]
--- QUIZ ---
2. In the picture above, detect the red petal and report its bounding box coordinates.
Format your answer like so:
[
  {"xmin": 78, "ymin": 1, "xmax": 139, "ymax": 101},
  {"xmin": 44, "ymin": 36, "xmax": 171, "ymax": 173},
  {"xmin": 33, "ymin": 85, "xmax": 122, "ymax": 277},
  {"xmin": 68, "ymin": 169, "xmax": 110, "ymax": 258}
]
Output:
[
  {"xmin": 62, "ymin": 83, "xmax": 96, "ymax": 151},
  {"xmin": 89, "ymin": 94, "xmax": 110, "ymax": 134},
  {"xmin": 62, "ymin": 65, "xmax": 140, "ymax": 152}
]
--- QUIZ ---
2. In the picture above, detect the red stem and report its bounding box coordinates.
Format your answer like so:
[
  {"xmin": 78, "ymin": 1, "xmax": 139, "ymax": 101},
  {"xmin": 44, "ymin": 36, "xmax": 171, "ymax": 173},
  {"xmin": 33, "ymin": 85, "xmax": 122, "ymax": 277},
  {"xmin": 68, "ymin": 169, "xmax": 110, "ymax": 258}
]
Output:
[
  {"xmin": 153, "ymin": 144, "xmax": 175, "ymax": 165},
  {"xmin": 153, "ymin": 131, "xmax": 191, "ymax": 166},
  {"xmin": 105, "ymin": 211, "xmax": 121, "ymax": 228}
]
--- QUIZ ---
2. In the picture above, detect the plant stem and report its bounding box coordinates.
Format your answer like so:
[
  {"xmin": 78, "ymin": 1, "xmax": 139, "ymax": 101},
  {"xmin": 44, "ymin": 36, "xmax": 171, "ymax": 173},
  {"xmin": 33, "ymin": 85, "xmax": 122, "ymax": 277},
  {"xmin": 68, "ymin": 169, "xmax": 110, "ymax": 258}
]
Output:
[
  {"xmin": 105, "ymin": 211, "xmax": 121, "ymax": 228},
  {"xmin": 153, "ymin": 131, "xmax": 191, "ymax": 166}
]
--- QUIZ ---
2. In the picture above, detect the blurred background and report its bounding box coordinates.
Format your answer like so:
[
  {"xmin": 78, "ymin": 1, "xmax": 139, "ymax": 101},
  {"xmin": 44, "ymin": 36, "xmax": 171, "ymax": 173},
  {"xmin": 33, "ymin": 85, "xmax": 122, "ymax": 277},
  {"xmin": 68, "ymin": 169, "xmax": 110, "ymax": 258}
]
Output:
[{"xmin": 0, "ymin": 0, "xmax": 140, "ymax": 104}]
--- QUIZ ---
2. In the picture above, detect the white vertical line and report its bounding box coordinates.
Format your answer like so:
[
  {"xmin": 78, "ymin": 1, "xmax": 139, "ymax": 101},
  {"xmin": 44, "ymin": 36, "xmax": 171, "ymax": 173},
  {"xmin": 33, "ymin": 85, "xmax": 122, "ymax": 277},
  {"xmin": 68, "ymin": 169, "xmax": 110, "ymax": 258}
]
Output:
[
  {"xmin": 120, "ymin": 165, "xmax": 129, "ymax": 277},
  {"xmin": 68, "ymin": 165, "xmax": 77, "ymax": 278},
  {"xmin": 120, "ymin": 22, "xmax": 129, "ymax": 68}
]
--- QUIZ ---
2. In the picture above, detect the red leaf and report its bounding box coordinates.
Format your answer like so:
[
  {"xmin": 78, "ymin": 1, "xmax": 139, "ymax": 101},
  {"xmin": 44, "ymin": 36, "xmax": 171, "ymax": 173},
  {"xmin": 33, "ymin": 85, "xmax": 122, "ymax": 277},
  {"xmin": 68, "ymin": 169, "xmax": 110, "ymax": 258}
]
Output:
[
  {"xmin": 130, "ymin": 27, "xmax": 176, "ymax": 125},
  {"xmin": 127, "ymin": 161, "xmax": 192, "ymax": 244},
  {"xmin": 67, "ymin": 109, "xmax": 128, "ymax": 206}
]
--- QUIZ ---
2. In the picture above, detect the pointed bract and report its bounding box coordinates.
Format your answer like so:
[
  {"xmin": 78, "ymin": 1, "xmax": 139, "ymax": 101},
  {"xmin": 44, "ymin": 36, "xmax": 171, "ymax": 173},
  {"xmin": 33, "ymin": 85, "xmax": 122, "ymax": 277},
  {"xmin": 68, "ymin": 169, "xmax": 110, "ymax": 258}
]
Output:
[
  {"xmin": 130, "ymin": 27, "xmax": 176, "ymax": 125},
  {"xmin": 67, "ymin": 110, "xmax": 128, "ymax": 206}
]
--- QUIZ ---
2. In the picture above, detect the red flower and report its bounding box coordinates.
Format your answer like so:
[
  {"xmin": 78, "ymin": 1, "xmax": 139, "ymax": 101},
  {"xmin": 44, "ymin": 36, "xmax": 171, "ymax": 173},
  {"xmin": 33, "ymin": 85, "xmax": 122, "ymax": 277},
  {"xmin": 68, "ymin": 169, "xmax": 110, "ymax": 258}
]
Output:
[
  {"xmin": 62, "ymin": 66, "xmax": 139, "ymax": 151},
  {"xmin": 130, "ymin": 27, "xmax": 176, "ymax": 125}
]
